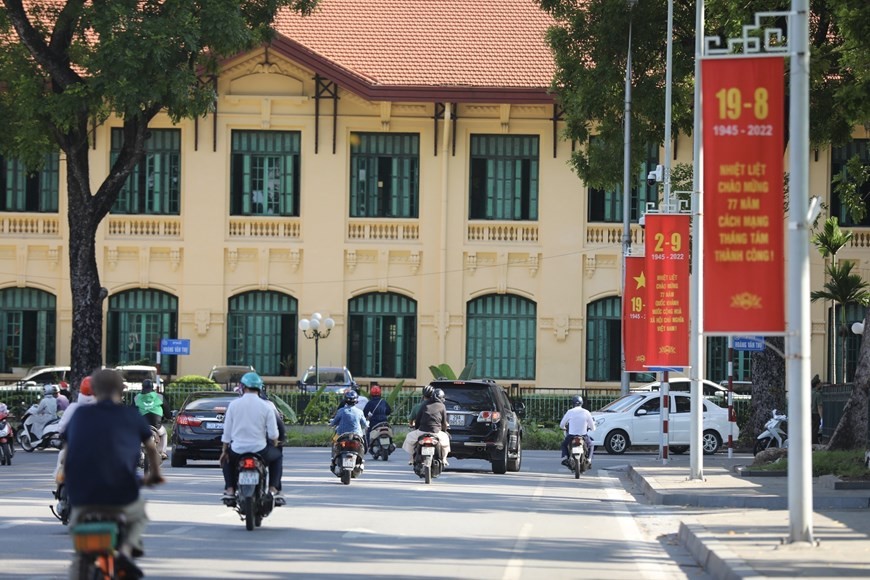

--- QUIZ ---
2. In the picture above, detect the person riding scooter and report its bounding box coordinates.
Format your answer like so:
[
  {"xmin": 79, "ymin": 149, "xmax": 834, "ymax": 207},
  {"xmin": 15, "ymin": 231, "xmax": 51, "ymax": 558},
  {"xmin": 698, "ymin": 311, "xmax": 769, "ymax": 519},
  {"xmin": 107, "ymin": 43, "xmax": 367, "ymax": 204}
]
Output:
[
  {"xmin": 24, "ymin": 384, "xmax": 59, "ymax": 440},
  {"xmin": 402, "ymin": 385, "xmax": 451, "ymax": 466},
  {"xmin": 133, "ymin": 379, "xmax": 170, "ymax": 460},
  {"xmin": 559, "ymin": 395, "xmax": 595, "ymax": 468},
  {"xmin": 362, "ymin": 385, "xmax": 391, "ymax": 439},
  {"xmin": 330, "ymin": 390, "xmax": 368, "ymax": 456}
]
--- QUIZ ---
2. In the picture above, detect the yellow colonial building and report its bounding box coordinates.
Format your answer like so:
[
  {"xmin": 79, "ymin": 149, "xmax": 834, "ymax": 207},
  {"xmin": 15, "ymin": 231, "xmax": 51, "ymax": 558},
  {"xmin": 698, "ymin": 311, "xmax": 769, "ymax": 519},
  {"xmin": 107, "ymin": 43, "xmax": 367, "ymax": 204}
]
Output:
[{"xmin": 0, "ymin": 1, "xmax": 867, "ymax": 388}]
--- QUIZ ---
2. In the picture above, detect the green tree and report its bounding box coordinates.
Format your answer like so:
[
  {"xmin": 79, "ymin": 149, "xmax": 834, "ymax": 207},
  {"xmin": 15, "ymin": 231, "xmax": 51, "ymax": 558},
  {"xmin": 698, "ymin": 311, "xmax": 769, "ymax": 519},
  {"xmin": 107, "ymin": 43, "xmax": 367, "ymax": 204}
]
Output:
[{"xmin": 0, "ymin": 0, "xmax": 318, "ymax": 391}]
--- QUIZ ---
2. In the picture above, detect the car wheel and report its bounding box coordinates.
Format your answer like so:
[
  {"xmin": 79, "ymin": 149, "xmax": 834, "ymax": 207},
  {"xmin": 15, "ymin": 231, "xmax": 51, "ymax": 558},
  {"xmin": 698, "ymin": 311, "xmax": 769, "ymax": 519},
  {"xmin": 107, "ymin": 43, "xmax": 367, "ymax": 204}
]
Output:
[
  {"xmin": 604, "ymin": 430, "xmax": 630, "ymax": 455},
  {"xmin": 507, "ymin": 436, "xmax": 522, "ymax": 472},
  {"xmin": 702, "ymin": 430, "xmax": 722, "ymax": 455},
  {"xmin": 491, "ymin": 445, "xmax": 508, "ymax": 474},
  {"xmin": 671, "ymin": 446, "xmax": 689, "ymax": 455},
  {"xmin": 170, "ymin": 452, "xmax": 187, "ymax": 467}
]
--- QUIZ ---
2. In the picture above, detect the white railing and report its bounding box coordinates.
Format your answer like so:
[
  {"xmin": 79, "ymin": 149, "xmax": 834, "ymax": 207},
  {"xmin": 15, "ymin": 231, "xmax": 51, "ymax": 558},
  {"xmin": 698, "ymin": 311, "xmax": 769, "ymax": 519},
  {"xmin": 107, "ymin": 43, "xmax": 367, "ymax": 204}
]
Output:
[
  {"xmin": 347, "ymin": 219, "xmax": 420, "ymax": 241},
  {"xmin": 466, "ymin": 221, "xmax": 539, "ymax": 243},
  {"xmin": 106, "ymin": 216, "xmax": 182, "ymax": 238},
  {"xmin": 228, "ymin": 217, "xmax": 301, "ymax": 239},
  {"xmin": 0, "ymin": 214, "xmax": 60, "ymax": 237},
  {"xmin": 846, "ymin": 227, "xmax": 870, "ymax": 249},
  {"xmin": 586, "ymin": 223, "xmax": 645, "ymax": 247}
]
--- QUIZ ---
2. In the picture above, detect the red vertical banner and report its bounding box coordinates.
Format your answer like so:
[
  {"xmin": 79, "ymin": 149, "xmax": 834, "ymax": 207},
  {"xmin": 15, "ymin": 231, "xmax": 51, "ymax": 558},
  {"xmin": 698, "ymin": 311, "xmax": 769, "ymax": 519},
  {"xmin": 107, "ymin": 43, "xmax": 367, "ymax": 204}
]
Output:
[
  {"xmin": 623, "ymin": 256, "xmax": 648, "ymax": 372},
  {"xmin": 702, "ymin": 57, "xmax": 785, "ymax": 333},
  {"xmin": 644, "ymin": 214, "xmax": 691, "ymax": 368}
]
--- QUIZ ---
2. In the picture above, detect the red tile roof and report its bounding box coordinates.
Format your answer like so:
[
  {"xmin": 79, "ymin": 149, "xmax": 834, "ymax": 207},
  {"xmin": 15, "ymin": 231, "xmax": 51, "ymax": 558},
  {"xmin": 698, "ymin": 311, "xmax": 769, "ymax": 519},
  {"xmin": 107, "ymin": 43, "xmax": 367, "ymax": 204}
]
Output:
[{"xmin": 272, "ymin": 0, "xmax": 556, "ymax": 101}]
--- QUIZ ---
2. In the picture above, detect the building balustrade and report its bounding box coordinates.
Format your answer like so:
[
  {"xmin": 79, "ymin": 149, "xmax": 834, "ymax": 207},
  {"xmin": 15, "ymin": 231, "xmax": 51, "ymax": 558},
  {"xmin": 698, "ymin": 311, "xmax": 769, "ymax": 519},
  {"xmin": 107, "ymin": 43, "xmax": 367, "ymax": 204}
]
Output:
[
  {"xmin": 0, "ymin": 214, "xmax": 60, "ymax": 237},
  {"xmin": 347, "ymin": 219, "xmax": 420, "ymax": 241},
  {"xmin": 228, "ymin": 217, "xmax": 301, "ymax": 239},
  {"xmin": 106, "ymin": 216, "xmax": 182, "ymax": 238},
  {"xmin": 466, "ymin": 221, "xmax": 539, "ymax": 243},
  {"xmin": 845, "ymin": 227, "xmax": 870, "ymax": 249},
  {"xmin": 585, "ymin": 223, "xmax": 645, "ymax": 248}
]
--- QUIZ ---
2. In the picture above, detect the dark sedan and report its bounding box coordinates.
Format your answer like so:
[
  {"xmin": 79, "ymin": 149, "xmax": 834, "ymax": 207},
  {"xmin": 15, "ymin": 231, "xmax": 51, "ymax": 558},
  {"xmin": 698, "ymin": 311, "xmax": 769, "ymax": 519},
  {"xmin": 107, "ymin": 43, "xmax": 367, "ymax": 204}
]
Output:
[{"xmin": 170, "ymin": 392, "xmax": 239, "ymax": 467}]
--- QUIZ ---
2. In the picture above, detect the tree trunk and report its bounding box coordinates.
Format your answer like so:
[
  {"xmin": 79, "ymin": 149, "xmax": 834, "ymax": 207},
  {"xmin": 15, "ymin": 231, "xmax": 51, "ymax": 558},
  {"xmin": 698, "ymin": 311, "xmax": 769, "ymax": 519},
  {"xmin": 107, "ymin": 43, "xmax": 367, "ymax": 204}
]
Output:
[
  {"xmin": 745, "ymin": 336, "xmax": 787, "ymax": 444},
  {"xmin": 827, "ymin": 307, "xmax": 870, "ymax": 450}
]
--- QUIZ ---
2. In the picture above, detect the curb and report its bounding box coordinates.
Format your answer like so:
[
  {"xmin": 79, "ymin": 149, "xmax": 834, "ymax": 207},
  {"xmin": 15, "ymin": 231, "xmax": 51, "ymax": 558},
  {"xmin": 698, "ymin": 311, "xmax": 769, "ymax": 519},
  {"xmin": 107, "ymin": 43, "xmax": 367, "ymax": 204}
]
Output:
[
  {"xmin": 627, "ymin": 465, "xmax": 870, "ymax": 509},
  {"xmin": 678, "ymin": 521, "xmax": 764, "ymax": 580}
]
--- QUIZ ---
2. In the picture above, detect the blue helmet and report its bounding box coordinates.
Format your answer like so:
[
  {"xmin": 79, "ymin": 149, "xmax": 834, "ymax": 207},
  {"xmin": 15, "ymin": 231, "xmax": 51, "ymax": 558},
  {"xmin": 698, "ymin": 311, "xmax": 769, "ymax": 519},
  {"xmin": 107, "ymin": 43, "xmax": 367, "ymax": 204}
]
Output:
[
  {"xmin": 344, "ymin": 390, "xmax": 359, "ymax": 406},
  {"xmin": 240, "ymin": 372, "xmax": 264, "ymax": 390},
  {"xmin": 571, "ymin": 395, "xmax": 584, "ymax": 408}
]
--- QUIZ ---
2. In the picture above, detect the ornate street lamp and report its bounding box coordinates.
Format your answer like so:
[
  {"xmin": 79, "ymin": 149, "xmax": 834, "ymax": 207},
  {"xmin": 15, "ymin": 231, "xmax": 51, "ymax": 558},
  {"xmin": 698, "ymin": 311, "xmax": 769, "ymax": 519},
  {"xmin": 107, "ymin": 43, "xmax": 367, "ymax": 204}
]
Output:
[{"xmin": 298, "ymin": 312, "xmax": 335, "ymax": 389}]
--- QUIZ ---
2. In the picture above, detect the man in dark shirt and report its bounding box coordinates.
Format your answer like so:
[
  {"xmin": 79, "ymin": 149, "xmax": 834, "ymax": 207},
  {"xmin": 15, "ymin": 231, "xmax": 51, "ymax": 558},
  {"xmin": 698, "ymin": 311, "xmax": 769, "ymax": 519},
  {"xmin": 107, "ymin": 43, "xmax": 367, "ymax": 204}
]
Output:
[
  {"xmin": 65, "ymin": 369, "xmax": 164, "ymax": 560},
  {"xmin": 401, "ymin": 385, "xmax": 451, "ymax": 464}
]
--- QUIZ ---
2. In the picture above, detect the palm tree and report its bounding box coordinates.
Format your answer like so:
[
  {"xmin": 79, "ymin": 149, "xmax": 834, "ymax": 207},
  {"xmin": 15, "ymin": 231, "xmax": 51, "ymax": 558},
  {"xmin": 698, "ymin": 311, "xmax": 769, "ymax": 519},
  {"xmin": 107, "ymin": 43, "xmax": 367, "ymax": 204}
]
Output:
[
  {"xmin": 812, "ymin": 217, "xmax": 854, "ymax": 383},
  {"xmin": 811, "ymin": 261, "xmax": 870, "ymax": 382}
]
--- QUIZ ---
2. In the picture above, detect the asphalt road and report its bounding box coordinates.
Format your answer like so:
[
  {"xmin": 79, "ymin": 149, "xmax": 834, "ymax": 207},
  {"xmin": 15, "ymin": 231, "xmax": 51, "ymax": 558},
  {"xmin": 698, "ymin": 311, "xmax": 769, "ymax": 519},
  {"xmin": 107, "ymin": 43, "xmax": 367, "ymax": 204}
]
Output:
[{"xmin": 0, "ymin": 447, "xmax": 713, "ymax": 580}]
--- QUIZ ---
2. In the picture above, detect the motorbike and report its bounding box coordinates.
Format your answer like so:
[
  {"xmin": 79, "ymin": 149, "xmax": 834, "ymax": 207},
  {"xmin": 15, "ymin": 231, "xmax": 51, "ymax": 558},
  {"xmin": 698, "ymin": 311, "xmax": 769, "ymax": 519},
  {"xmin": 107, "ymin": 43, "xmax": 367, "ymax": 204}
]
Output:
[
  {"xmin": 0, "ymin": 409, "xmax": 14, "ymax": 466},
  {"xmin": 413, "ymin": 433, "xmax": 444, "ymax": 484},
  {"xmin": 137, "ymin": 426, "xmax": 164, "ymax": 472},
  {"xmin": 69, "ymin": 511, "xmax": 144, "ymax": 579},
  {"xmin": 368, "ymin": 422, "xmax": 396, "ymax": 461},
  {"xmin": 223, "ymin": 453, "xmax": 275, "ymax": 531},
  {"xmin": 331, "ymin": 432, "xmax": 365, "ymax": 485},
  {"xmin": 754, "ymin": 409, "xmax": 788, "ymax": 455},
  {"xmin": 563, "ymin": 434, "xmax": 592, "ymax": 478},
  {"xmin": 17, "ymin": 404, "xmax": 62, "ymax": 452},
  {"xmin": 51, "ymin": 483, "xmax": 71, "ymax": 525}
]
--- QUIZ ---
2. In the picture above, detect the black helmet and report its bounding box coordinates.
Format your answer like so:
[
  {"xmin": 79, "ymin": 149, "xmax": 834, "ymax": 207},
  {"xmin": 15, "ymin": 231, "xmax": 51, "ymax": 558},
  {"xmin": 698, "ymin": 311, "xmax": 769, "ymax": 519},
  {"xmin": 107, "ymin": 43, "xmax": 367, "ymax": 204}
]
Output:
[
  {"xmin": 571, "ymin": 395, "xmax": 584, "ymax": 408},
  {"xmin": 344, "ymin": 390, "xmax": 359, "ymax": 406},
  {"xmin": 422, "ymin": 385, "xmax": 435, "ymax": 399},
  {"xmin": 142, "ymin": 379, "xmax": 153, "ymax": 393},
  {"xmin": 435, "ymin": 388, "xmax": 446, "ymax": 403}
]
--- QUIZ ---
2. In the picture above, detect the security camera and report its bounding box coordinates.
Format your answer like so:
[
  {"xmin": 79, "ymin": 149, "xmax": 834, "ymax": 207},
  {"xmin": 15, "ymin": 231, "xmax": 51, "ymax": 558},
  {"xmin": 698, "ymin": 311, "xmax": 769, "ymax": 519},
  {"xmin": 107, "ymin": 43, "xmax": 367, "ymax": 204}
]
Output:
[{"xmin": 647, "ymin": 164, "xmax": 663, "ymax": 187}]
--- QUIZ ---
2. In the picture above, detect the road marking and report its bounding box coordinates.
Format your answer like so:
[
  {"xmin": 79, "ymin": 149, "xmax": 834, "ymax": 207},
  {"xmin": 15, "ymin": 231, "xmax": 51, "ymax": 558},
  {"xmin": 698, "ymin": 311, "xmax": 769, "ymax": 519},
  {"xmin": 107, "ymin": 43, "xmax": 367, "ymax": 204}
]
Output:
[
  {"xmin": 165, "ymin": 525, "xmax": 196, "ymax": 536},
  {"xmin": 532, "ymin": 476, "xmax": 546, "ymax": 501},
  {"xmin": 0, "ymin": 520, "xmax": 42, "ymax": 530},
  {"xmin": 502, "ymin": 522, "xmax": 533, "ymax": 580}
]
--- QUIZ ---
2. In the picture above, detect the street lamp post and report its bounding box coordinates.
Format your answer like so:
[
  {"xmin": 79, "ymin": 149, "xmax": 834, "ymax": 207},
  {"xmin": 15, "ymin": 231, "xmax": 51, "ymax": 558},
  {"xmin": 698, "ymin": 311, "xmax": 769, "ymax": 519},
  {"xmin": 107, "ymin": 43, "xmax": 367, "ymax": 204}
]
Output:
[
  {"xmin": 298, "ymin": 312, "xmax": 335, "ymax": 389},
  {"xmin": 620, "ymin": 0, "xmax": 639, "ymax": 396}
]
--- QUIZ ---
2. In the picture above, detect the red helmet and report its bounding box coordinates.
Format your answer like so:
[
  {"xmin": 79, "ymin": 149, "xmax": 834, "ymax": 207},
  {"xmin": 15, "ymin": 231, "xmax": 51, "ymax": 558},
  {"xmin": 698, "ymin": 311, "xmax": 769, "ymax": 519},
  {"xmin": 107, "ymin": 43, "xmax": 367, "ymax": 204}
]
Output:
[
  {"xmin": 370, "ymin": 385, "xmax": 382, "ymax": 397},
  {"xmin": 79, "ymin": 376, "xmax": 93, "ymax": 396}
]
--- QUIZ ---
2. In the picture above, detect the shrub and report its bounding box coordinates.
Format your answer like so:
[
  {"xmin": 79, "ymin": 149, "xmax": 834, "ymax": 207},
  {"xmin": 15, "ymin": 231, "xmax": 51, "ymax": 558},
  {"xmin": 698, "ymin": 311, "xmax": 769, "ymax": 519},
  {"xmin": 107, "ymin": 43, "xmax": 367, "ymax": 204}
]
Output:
[{"xmin": 522, "ymin": 426, "xmax": 563, "ymax": 450}]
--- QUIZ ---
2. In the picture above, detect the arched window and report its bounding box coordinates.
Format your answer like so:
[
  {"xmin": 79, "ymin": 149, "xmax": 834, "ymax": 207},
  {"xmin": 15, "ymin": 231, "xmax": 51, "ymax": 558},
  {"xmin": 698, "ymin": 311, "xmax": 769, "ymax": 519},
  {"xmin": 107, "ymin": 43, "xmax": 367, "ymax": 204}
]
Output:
[
  {"xmin": 829, "ymin": 303, "xmax": 865, "ymax": 383},
  {"xmin": 0, "ymin": 288, "xmax": 56, "ymax": 371},
  {"xmin": 586, "ymin": 297, "xmax": 621, "ymax": 382},
  {"xmin": 348, "ymin": 293, "xmax": 417, "ymax": 378},
  {"xmin": 227, "ymin": 291, "xmax": 297, "ymax": 377},
  {"xmin": 466, "ymin": 294, "xmax": 536, "ymax": 380},
  {"xmin": 107, "ymin": 290, "xmax": 178, "ymax": 373}
]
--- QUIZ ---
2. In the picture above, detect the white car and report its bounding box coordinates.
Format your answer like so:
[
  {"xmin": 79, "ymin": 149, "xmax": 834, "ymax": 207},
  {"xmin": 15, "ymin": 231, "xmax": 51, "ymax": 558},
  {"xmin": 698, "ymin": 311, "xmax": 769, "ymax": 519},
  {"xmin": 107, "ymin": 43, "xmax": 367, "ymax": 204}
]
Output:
[
  {"xmin": 115, "ymin": 365, "xmax": 161, "ymax": 393},
  {"xmin": 631, "ymin": 377, "xmax": 751, "ymax": 401},
  {"xmin": 591, "ymin": 390, "xmax": 738, "ymax": 455},
  {"xmin": 0, "ymin": 366, "xmax": 70, "ymax": 391}
]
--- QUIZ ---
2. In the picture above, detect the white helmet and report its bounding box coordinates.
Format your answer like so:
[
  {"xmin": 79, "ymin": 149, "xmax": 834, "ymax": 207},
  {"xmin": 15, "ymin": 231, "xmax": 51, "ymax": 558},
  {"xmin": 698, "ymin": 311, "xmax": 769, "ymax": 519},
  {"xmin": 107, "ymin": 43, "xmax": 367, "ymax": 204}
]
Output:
[{"xmin": 44, "ymin": 384, "xmax": 59, "ymax": 396}]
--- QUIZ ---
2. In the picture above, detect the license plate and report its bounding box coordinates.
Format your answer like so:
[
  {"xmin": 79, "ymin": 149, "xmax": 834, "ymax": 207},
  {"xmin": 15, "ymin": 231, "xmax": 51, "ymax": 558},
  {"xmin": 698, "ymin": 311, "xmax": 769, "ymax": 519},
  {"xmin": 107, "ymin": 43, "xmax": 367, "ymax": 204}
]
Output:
[
  {"xmin": 448, "ymin": 413, "xmax": 465, "ymax": 426},
  {"xmin": 205, "ymin": 422, "xmax": 224, "ymax": 430},
  {"xmin": 379, "ymin": 437, "xmax": 390, "ymax": 445},
  {"xmin": 421, "ymin": 446, "xmax": 435, "ymax": 456},
  {"xmin": 342, "ymin": 456, "xmax": 356, "ymax": 468},
  {"xmin": 571, "ymin": 446, "xmax": 584, "ymax": 455},
  {"xmin": 238, "ymin": 471, "xmax": 259, "ymax": 485}
]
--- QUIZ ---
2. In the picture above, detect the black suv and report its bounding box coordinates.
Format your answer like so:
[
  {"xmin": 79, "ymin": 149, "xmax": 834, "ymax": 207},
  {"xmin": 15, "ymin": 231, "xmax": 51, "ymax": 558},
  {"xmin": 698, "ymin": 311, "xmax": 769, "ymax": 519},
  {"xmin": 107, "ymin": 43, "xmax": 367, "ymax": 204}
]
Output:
[{"xmin": 432, "ymin": 379, "xmax": 525, "ymax": 474}]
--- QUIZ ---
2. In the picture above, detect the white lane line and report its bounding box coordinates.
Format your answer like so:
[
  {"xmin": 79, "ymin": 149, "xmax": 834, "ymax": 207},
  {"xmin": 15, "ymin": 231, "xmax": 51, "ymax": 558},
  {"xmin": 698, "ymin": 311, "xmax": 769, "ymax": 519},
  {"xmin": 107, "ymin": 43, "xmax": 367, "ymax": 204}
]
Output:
[
  {"xmin": 0, "ymin": 520, "xmax": 42, "ymax": 530},
  {"xmin": 502, "ymin": 522, "xmax": 533, "ymax": 580},
  {"xmin": 165, "ymin": 525, "xmax": 196, "ymax": 536},
  {"xmin": 532, "ymin": 476, "xmax": 546, "ymax": 501}
]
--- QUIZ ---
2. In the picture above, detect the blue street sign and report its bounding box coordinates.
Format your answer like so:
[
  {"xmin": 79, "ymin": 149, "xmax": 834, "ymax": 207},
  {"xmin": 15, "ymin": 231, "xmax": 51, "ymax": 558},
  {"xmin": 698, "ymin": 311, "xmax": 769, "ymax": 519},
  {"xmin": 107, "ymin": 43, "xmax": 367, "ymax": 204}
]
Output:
[
  {"xmin": 733, "ymin": 336, "xmax": 765, "ymax": 352},
  {"xmin": 160, "ymin": 338, "xmax": 191, "ymax": 356},
  {"xmin": 646, "ymin": 367, "xmax": 685, "ymax": 373}
]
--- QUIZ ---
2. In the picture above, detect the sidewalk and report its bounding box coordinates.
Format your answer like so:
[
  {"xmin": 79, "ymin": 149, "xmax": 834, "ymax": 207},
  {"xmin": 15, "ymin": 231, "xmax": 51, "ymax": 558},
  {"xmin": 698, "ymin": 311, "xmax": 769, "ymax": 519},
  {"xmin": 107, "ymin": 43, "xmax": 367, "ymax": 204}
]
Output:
[{"xmin": 626, "ymin": 458, "xmax": 870, "ymax": 579}]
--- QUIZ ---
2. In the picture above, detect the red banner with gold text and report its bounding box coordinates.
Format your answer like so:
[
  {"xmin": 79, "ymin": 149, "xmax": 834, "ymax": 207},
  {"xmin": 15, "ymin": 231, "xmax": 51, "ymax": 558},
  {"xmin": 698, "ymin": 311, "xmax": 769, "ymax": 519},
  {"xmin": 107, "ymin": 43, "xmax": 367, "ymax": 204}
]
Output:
[
  {"xmin": 623, "ymin": 256, "xmax": 648, "ymax": 372},
  {"xmin": 702, "ymin": 57, "xmax": 785, "ymax": 333},
  {"xmin": 644, "ymin": 214, "xmax": 690, "ymax": 368}
]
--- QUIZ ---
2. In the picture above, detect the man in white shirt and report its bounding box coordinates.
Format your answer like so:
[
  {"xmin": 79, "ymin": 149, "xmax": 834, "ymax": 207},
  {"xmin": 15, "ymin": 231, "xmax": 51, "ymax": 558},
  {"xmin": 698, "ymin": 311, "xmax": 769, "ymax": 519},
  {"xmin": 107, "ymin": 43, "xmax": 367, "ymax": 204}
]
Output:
[
  {"xmin": 559, "ymin": 395, "xmax": 595, "ymax": 466},
  {"xmin": 219, "ymin": 372, "xmax": 284, "ymax": 505}
]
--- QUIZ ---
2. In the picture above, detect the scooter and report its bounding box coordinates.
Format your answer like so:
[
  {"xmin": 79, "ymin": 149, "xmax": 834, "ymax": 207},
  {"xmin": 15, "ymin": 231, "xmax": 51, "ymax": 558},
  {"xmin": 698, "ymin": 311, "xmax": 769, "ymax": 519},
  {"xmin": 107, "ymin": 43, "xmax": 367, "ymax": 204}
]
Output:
[
  {"xmin": 224, "ymin": 453, "xmax": 275, "ymax": 531},
  {"xmin": 331, "ymin": 433, "xmax": 365, "ymax": 485},
  {"xmin": 413, "ymin": 433, "xmax": 444, "ymax": 484},
  {"xmin": 17, "ymin": 404, "xmax": 62, "ymax": 452},
  {"xmin": 69, "ymin": 510, "xmax": 143, "ymax": 579},
  {"xmin": 368, "ymin": 422, "xmax": 396, "ymax": 461},
  {"xmin": 563, "ymin": 433, "xmax": 592, "ymax": 478},
  {"xmin": 137, "ymin": 426, "xmax": 164, "ymax": 472},
  {"xmin": 51, "ymin": 483, "xmax": 70, "ymax": 525},
  {"xmin": 754, "ymin": 409, "xmax": 788, "ymax": 455},
  {"xmin": 0, "ymin": 408, "xmax": 14, "ymax": 466}
]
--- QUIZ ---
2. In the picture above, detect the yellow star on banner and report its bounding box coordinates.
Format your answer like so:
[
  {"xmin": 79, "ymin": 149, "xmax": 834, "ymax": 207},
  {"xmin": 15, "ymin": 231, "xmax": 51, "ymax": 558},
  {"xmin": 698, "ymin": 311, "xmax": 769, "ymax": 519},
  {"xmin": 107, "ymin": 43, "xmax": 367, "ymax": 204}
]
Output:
[{"xmin": 633, "ymin": 271, "xmax": 646, "ymax": 290}]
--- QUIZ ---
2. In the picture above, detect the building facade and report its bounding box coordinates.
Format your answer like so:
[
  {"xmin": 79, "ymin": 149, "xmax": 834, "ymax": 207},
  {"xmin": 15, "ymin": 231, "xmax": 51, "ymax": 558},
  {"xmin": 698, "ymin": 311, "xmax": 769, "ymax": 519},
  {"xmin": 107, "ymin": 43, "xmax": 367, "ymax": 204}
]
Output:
[{"xmin": 1, "ymin": 1, "xmax": 867, "ymax": 388}]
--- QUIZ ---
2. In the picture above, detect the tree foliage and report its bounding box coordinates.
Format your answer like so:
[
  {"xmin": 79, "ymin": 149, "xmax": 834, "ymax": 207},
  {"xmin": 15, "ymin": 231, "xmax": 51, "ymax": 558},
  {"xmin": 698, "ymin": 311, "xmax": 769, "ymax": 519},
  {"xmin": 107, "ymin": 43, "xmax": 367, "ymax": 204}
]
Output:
[
  {"xmin": 0, "ymin": 0, "xmax": 319, "ymax": 391},
  {"xmin": 537, "ymin": 0, "xmax": 870, "ymax": 189}
]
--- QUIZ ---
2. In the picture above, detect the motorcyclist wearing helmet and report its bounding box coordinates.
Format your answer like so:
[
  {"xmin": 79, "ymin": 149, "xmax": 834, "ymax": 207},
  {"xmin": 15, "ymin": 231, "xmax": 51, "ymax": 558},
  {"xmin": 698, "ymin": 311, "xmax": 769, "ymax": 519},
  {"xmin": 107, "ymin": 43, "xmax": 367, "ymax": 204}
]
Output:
[
  {"xmin": 55, "ymin": 377, "xmax": 99, "ymax": 482},
  {"xmin": 134, "ymin": 379, "xmax": 170, "ymax": 460},
  {"xmin": 220, "ymin": 372, "xmax": 284, "ymax": 505},
  {"xmin": 402, "ymin": 385, "xmax": 451, "ymax": 466},
  {"xmin": 559, "ymin": 395, "xmax": 595, "ymax": 467},
  {"xmin": 24, "ymin": 383, "xmax": 59, "ymax": 440},
  {"xmin": 330, "ymin": 390, "xmax": 368, "ymax": 440},
  {"xmin": 362, "ymin": 385, "xmax": 392, "ymax": 438}
]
